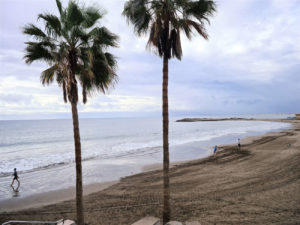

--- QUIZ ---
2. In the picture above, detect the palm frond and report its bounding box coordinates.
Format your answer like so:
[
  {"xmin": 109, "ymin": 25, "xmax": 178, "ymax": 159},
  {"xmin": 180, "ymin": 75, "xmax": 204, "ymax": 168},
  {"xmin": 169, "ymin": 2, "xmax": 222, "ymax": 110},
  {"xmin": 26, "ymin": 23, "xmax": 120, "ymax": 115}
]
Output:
[
  {"xmin": 104, "ymin": 52, "xmax": 118, "ymax": 70},
  {"xmin": 66, "ymin": 1, "xmax": 84, "ymax": 26},
  {"xmin": 123, "ymin": 0, "xmax": 153, "ymax": 36},
  {"xmin": 170, "ymin": 28, "xmax": 182, "ymax": 60},
  {"xmin": 89, "ymin": 27, "xmax": 119, "ymax": 48},
  {"xmin": 186, "ymin": 19, "xmax": 208, "ymax": 39},
  {"xmin": 56, "ymin": 0, "xmax": 63, "ymax": 16},
  {"xmin": 77, "ymin": 66, "xmax": 94, "ymax": 103},
  {"xmin": 91, "ymin": 51, "xmax": 118, "ymax": 94},
  {"xmin": 184, "ymin": 0, "xmax": 216, "ymax": 24},
  {"xmin": 70, "ymin": 26, "xmax": 88, "ymax": 45},
  {"xmin": 24, "ymin": 42, "xmax": 54, "ymax": 64},
  {"xmin": 146, "ymin": 20, "xmax": 164, "ymax": 56},
  {"xmin": 23, "ymin": 24, "xmax": 47, "ymax": 40},
  {"xmin": 82, "ymin": 83, "xmax": 87, "ymax": 103},
  {"xmin": 41, "ymin": 64, "xmax": 58, "ymax": 85},
  {"xmin": 83, "ymin": 7, "xmax": 104, "ymax": 28},
  {"xmin": 38, "ymin": 13, "xmax": 61, "ymax": 37},
  {"xmin": 62, "ymin": 80, "xmax": 68, "ymax": 103}
]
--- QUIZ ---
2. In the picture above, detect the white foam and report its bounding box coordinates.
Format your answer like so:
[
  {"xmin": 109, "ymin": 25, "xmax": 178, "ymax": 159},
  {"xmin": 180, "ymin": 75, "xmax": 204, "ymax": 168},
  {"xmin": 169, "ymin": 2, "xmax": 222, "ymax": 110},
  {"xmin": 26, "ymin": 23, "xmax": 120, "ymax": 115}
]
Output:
[{"xmin": 0, "ymin": 119, "xmax": 291, "ymax": 175}]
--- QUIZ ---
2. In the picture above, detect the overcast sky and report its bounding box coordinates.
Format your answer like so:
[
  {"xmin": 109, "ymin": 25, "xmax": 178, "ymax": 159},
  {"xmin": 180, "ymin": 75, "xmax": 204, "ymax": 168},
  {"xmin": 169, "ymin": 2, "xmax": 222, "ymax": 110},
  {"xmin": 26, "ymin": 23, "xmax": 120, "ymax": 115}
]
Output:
[{"xmin": 0, "ymin": 0, "xmax": 300, "ymax": 120}]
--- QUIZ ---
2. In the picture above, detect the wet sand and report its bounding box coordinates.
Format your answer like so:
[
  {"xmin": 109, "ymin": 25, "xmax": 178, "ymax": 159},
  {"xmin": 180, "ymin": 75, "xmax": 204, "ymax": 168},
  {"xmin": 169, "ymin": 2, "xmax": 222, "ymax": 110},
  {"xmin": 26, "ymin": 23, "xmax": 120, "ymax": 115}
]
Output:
[
  {"xmin": 0, "ymin": 181, "xmax": 117, "ymax": 212},
  {"xmin": 0, "ymin": 119, "xmax": 299, "ymax": 225}
]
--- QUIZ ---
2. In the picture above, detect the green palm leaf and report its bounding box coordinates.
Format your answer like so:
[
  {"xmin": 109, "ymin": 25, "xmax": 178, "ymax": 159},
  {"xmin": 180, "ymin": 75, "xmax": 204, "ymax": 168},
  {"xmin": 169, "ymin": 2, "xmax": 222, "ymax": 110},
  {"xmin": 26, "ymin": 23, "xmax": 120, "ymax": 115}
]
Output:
[
  {"xmin": 23, "ymin": 24, "xmax": 47, "ymax": 40},
  {"xmin": 83, "ymin": 7, "xmax": 104, "ymax": 28},
  {"xmin": 38, "ymin": 13, "xmax": 61, "ymax": 37}
]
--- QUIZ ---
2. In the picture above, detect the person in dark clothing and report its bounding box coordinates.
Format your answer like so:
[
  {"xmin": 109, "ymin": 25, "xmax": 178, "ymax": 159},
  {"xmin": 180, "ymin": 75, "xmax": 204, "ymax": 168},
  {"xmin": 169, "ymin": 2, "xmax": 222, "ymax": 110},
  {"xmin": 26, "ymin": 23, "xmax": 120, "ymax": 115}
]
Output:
[
  {"xmin": 11, "ymin": 168, "xmax": 20, "ymax": 190},
  {"xmin": 238, "ymin": 138, "xmax": 241, "ymax": 151}
]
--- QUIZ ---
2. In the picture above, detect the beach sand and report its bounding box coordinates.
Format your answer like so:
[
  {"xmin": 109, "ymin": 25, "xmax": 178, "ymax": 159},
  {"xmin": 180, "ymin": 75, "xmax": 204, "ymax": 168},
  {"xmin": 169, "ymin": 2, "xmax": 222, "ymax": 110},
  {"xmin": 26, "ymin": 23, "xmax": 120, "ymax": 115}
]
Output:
[{"xmin": 0, "ymin": 119, "xmax": 299, "ymax": 224}]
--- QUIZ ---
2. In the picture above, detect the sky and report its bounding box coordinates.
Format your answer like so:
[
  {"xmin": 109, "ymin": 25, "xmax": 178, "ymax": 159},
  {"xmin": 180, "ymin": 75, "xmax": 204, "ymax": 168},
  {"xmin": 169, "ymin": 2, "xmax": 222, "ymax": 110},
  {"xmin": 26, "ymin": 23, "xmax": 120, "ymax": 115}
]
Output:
[{"xmin": 0, "ymin": 0, "xmax": 300, "ymax": 120}]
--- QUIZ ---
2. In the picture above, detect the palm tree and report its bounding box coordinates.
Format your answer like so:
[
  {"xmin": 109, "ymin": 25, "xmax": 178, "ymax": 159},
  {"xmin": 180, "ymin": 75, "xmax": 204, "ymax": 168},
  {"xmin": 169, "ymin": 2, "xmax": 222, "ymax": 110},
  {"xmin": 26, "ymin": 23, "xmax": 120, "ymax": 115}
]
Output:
[
  {"xmin": 123, "ymin": 0, "xmax": 216, "ymax": 223},
  {"xmin": 23, "ymin": 1, "xmax": 118, "ymax": 224}
]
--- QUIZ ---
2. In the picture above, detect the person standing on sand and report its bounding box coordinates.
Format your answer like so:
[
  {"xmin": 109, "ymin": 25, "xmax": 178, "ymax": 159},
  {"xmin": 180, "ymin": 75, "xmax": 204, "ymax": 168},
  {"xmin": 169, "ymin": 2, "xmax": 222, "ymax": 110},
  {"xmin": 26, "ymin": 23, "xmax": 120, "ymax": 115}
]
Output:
[
  {"xmin": 238, "ymin": 138, "xmax": 241, "ymax": 151},
  {"xmin": 11, "ymin": 168, "xmax": 20, "ymax": 190},
  {"xmin": 213, "ymin": 145, "xmax": 218, "ymax": 156}
]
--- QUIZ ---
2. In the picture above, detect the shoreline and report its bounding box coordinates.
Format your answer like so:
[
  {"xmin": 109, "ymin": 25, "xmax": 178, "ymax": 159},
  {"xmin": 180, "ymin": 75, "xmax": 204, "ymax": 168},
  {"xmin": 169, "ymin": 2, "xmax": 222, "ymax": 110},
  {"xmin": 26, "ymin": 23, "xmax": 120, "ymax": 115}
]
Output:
[
  {"xmin": 141, "ymin": 119, "xmax": 294, "ymax": 173},
  {"xmin": 176, "ymin": 117, "xmax": 296, "ymax": 122},
  {"xmin": 0, "ymin": 181, "xmax": 118, "ymax": 212},
  {"xmin": 0, "ymin": 120, "xmax": 289, "ymax": 206},
  {"xmin": 0, "ymin": 119, "xmax": 299, "ymax": 218}
]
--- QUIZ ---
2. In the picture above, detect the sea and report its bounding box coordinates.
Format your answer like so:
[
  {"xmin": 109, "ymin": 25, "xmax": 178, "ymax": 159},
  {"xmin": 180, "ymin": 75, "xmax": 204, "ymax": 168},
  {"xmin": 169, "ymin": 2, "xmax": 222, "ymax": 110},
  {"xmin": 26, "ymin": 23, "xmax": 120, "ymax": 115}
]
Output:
[{"xmin": 0, "ymin": 116, "xmax": 292, "ymax": 202}]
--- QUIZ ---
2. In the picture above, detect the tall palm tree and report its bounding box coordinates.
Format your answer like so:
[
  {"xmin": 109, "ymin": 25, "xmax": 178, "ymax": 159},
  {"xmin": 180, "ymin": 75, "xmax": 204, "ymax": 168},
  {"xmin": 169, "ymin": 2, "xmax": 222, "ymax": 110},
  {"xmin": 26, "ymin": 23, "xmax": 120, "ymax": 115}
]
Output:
[
  {"xmin": 23, "ymin": 1, "xmax": 118, "ymax": 224},
  {"xmin": 123, "ymin": 0, "xmax": 216, "ymax": 223}
]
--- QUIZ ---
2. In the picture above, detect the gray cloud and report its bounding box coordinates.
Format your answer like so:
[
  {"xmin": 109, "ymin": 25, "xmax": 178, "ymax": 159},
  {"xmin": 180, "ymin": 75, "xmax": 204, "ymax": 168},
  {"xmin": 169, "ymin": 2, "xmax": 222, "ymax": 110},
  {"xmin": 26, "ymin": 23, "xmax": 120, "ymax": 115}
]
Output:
[{"xmin": 0, "ymin": 0, "xmax": 300, "ymax": 119}]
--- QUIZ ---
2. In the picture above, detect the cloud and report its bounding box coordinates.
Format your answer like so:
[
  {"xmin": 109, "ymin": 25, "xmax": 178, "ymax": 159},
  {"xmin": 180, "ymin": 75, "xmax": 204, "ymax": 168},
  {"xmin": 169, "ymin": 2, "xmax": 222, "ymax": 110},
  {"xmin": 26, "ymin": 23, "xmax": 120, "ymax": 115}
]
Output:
[
  {"xmin": 181, "ymin": 0, "xmax": 300, "ymax": 82},
  {"xmin": 0, "ymin": 0, "xmax": 300, "ymax": 119},
  {"xmin": 81, "ymin": 94, "xmax": 161, "ymax": 112}
]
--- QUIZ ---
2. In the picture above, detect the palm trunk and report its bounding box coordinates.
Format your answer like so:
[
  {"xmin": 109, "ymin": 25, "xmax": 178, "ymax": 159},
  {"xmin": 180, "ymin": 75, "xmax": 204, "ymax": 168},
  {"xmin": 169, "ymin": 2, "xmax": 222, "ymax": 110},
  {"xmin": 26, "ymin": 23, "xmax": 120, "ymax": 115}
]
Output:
[
  {"xmin": 162, "ymin": 55, "xmax": 170, "ymax": 224},
  {"xmin": 71, "ymin": 102, "xmax": 84, "ymax": 225}
]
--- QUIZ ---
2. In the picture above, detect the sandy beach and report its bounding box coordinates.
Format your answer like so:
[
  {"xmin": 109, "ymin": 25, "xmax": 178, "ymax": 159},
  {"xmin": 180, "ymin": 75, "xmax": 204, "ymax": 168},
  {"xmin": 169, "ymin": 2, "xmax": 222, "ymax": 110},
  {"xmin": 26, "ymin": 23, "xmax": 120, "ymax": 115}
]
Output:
[{"xmin": 0, "ymin": 119, "xmax": 299, "ymax": 225}]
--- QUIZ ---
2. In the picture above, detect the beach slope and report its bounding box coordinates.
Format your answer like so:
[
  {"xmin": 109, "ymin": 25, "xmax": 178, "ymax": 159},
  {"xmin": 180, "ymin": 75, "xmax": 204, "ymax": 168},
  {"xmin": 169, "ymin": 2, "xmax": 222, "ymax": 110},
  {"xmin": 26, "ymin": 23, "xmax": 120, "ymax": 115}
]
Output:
[{"xmin": 1, "ymin": 120, "xmax": 299, "ymax": 225}]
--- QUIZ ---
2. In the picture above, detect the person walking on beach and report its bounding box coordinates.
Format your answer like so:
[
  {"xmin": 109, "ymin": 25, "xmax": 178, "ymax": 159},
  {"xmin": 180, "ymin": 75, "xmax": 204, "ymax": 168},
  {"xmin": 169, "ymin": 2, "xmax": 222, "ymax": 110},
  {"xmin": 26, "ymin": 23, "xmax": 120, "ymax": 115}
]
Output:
[
  {"xmin": 238, "ymin": 138, "xmax": 241, "ymax": 151},
  {"xmin": 11, "ymin": 168, "xmax": 20, "ymax": 190},
  {"xmin": 213, "ymin": 145, "xmax": 218, "ymax": 156}
]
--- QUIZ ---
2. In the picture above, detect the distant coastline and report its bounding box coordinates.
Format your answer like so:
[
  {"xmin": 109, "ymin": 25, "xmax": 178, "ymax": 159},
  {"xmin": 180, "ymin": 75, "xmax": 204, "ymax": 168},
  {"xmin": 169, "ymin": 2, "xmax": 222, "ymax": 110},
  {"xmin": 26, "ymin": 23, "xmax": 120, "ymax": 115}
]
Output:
[
  {"xmin": 176, "ymin": 117, "xmax": 253, "ymax": 122},
  {"xmin": 176, "ymin": 116, "xmax": 298, "ymax": 122}
]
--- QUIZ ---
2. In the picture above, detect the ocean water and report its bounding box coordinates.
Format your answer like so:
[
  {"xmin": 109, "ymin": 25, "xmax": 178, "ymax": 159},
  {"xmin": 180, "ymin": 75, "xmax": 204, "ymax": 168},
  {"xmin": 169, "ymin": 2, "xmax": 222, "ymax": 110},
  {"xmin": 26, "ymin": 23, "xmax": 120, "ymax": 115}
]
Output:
[{"xmin": 0, "ymin": 117, "xmax": 291, "ymax": 201}]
